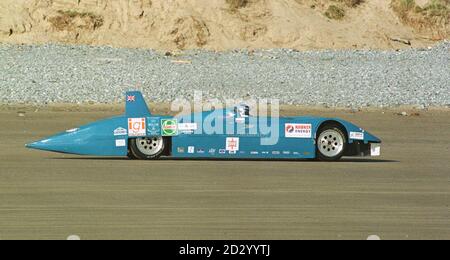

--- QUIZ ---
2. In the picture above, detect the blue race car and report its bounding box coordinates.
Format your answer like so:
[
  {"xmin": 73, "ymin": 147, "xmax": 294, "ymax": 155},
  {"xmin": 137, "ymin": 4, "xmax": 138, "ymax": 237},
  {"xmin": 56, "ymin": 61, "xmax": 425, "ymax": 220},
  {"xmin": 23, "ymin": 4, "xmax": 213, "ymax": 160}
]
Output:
[{"xmin": 27, "ymin": 91, "xmax": 381, "ymax": 161}]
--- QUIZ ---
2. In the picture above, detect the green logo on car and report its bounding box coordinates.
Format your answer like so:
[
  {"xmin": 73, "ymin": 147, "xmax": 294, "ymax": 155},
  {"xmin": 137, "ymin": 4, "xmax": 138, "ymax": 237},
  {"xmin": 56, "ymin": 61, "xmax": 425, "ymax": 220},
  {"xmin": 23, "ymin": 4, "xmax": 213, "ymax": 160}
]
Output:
[{"xmin": 161, "ymin": 119, "xmax": 178, "ymax": 136}]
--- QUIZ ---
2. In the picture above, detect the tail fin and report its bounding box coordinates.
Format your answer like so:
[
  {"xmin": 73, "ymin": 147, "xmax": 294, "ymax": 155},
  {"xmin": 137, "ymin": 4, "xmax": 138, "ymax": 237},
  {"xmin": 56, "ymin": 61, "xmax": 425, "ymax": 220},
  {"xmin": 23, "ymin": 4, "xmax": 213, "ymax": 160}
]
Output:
[{"xmin": 125, "ymin": 91, "xmax": 151, "ymax": 117}]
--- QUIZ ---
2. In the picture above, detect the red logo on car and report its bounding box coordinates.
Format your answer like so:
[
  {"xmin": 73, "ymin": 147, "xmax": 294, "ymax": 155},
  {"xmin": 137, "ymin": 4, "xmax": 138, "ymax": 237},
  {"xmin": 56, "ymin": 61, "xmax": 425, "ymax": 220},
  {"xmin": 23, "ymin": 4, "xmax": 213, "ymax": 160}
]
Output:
[
  {"xmin": 127, "ymin": 95, "xmax": 136, "ymax": 102},
  {"xmin": 286, "ymin": 125, "xmax": 295, "ymax": 133}
]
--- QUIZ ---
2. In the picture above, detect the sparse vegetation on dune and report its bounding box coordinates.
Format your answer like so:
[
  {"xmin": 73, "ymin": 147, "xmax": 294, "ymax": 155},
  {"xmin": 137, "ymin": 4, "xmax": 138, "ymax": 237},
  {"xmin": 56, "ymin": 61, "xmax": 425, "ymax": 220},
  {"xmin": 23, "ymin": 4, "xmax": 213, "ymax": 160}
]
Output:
[
  {"xmin": 226, "ymin": 0, "xmax": 248, "ymax": 11},
  {"xmin": 301, "ymin": 0, "xmax": 363, "ymax": 21},
  {"xmin": 325, "ymin": 5, "xmax": 346, "ymax": 20},
  {"xmin": 335, "ymin": 0, "xmax": 364, "ymax": 8},
  {"xmin": 392, "ymin": 0, "xmax": 449, "ymax": 38},
  {"xmin": 50, "ymin": 10, "xmax": 104, "ymax": 31},
  {"xmin": 419, "ymin": 0, "xmax": 449, "ymax": 19}
]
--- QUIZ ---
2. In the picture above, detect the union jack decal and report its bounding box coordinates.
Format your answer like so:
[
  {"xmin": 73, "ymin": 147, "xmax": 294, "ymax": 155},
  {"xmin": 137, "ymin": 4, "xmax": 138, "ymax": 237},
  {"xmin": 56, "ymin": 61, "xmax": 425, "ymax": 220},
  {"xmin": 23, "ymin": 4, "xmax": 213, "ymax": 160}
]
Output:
[{"xmin": 127, "ymin": 95, "xmax": 136, "ymax": 102}]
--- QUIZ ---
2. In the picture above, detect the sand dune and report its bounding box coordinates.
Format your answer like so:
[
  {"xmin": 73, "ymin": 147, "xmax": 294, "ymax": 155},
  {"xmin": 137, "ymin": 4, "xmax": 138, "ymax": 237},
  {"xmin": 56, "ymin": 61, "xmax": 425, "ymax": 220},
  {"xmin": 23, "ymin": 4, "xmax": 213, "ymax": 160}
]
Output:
[{"xmin": 0, "ymin": 0, "xmax": 446, "ymax": 50}]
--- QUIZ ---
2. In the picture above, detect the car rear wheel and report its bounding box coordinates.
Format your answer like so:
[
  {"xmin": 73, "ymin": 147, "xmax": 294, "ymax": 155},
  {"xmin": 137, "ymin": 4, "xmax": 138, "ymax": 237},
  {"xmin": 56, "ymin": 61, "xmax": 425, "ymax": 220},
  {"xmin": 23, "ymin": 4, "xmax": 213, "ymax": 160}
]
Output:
[
  {"xmin": 316, "ymin": 126, "xmax": 346, "ymax": 161},
  {"xmin": 129, "ymin": 137, "xmax": 165, "ymax": 160}
]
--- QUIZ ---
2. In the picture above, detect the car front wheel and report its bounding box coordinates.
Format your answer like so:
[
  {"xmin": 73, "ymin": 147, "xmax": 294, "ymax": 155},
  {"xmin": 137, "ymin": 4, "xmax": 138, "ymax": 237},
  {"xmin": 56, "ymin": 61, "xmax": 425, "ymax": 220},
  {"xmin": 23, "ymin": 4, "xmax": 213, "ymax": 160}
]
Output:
[{"xmin": 316, "ymin": 126, "xmax": 347, "ymax": 161}]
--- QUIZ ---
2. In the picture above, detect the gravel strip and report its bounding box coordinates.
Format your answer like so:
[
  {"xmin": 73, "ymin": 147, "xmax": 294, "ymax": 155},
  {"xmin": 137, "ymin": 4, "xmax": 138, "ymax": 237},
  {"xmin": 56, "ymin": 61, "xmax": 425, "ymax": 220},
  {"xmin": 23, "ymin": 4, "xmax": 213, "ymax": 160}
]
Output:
[{"xmin": 0, "ymin": 42, "xmax": 449, "ymax": 107}]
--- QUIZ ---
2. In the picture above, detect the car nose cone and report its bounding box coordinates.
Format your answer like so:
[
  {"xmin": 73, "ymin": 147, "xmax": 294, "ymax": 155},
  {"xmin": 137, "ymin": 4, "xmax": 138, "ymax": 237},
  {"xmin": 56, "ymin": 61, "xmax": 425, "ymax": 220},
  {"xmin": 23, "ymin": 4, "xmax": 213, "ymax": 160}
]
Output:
[
  {"xmin": 26, "ymin": 135, "xmax": 69, "ymax": 153},
  {"xmin": 26, "ymin": 139, "xmax": 51, "ymax": 151},
  {"xmin": 26, "ymin": 116, "xmax": 129, "ymax": 157},
  {"xmin": 25, "ymin": 130, "xmax": 87, "ymax": 154}
]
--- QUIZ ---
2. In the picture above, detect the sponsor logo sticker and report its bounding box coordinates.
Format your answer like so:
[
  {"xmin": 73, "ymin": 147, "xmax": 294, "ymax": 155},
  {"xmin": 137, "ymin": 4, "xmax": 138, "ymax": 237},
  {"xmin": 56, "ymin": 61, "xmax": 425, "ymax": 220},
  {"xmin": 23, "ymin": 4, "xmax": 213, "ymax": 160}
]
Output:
[
  {"xmin": 209, "ymin": 149, "xmax": 216, "ymax": 154},
  {"xmin": 114, "ymin": 127, "xmax": 128, "ymax": 136},
  {"xmin": 226, "ymin": 137, "xmax": 240, "ymax": 152},
  {"xmin": 161, "ymin": 119, "xmax": 178, "ymax": 136},
  {"xmin": 272, "ymin": 151, "xmax": 280, "ymax": 155},
  {"xmin": 197, "ymin": 149, "xmax": 205, "ymax": 154},
  {"xmin": 177, "ymin": 147, "xmax": 185, "ymax": 153},
  {"xmin": 188, "ymin": 146, "xmax": 195, "ymax": 154},
  {"xmin": 250, "ymin": 151, "xmax": 259, "ymax": 155},
  {"xmin": 350, "ymin": 132, "xmax": 365, "ymax": 140},
  {"xmin": 371, "ymin": 143, "xmax": 381, "ymax": 156},
  {"xmin": 128, "ymin": 118, "xmax": 146, "ymax": 137},
  {"xmin": 146, "ymin": 117, "xmax": 161, "ymax": 135},
  {"xmin": 219, "ymin": 149, "xmax": 226, "ymax": 154},
  {"xmin": 115, "ymin": 139, "xmax": 126, "ymax": 147},
  {"xmin": 178, "ymin": 123, "xmax": 198, "ymax": 131},
  {"xmin": 285, "ymin": 124, "xmax": 312, "ymax": 138}
]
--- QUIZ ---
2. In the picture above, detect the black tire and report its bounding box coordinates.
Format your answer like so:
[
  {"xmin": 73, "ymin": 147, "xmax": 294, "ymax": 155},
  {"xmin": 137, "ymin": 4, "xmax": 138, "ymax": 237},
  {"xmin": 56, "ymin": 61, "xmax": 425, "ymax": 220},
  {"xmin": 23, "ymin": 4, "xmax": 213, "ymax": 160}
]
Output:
[
  {"xmin": 316, "ymin": 124, "xmax": 347, "ymax": 161},
  {"xmin": 127, "ymin": 150, "xmax": 138, "ymax": 160},
  {"xmin": 129, "ymin": 137, "xmax": 166, "ymax": 160}
]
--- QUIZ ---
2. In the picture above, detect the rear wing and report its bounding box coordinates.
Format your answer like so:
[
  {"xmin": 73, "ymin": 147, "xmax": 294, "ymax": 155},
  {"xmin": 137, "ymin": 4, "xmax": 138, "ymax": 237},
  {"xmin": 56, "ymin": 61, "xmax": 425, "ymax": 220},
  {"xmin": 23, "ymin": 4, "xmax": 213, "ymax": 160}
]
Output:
[{"xmin": 125, "ymin": 91, "xmax": 151, "ymax": 117}]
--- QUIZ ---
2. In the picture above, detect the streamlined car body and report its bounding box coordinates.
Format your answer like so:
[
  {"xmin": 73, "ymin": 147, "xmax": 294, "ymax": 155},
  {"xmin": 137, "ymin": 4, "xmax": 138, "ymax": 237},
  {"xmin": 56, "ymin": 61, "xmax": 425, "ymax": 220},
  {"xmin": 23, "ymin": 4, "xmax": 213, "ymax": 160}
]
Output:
[{"xmin": 27, "ymin": 91, "xmax": 381, "ymax": 161}]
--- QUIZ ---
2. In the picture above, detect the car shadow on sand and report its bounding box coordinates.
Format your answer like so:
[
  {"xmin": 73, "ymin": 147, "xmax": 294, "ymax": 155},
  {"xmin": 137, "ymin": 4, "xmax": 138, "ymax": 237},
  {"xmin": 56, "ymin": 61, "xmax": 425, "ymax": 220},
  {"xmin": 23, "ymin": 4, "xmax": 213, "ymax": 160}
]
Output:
[{"xmin": 51, "ymin": 157, "xmax": 399, "ymax": 163}]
